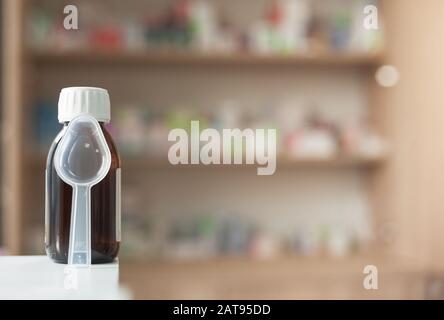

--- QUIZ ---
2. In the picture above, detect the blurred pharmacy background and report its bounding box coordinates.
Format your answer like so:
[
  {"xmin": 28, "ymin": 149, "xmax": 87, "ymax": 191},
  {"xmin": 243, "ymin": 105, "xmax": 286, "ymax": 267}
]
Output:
[{"xmin": 3, "ymin": 0, "xmax": 444, "ymax": 299}]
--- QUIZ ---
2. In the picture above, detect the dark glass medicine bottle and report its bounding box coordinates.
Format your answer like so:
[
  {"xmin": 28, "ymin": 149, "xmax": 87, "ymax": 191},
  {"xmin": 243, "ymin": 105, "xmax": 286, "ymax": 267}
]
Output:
[{"xmin": 45, "ymin": 87, "xmax": 121, "ymax": 264}]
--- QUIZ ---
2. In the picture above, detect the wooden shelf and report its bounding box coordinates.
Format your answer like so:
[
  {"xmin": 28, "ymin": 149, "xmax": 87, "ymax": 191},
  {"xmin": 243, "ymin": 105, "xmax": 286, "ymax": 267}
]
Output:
[
  {"xmin": 124, "ymin": 154, "xmax": 385, "ymax": 169},
  {"xmin": 278, "ymin": 154, "xmax": 386, "ymax": 168},
  {"xmin": 31, "ymin": 50, "xmax": 384, "ymax": 67},
  {"xmin": 28, "ymin": 153, "xmax": 386, "ymax": 170}
]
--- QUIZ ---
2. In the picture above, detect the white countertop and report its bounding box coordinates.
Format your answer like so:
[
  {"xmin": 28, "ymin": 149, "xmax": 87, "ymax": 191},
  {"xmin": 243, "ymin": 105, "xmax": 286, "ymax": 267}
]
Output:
[{"xmin": 0, "ymin": 256, "xmax": 131, "ymax": 299}]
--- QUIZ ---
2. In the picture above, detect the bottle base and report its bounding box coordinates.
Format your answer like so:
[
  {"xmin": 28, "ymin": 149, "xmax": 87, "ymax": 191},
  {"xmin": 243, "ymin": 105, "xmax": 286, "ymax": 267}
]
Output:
[{"xmin": 47, "ymin": 249, "xmax": 118, "ymax": 264}]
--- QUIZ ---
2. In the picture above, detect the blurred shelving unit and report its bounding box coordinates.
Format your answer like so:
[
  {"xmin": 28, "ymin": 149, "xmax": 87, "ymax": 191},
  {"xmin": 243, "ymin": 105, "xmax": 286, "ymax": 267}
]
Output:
[
  {"xmin": 2, "ymin": 0, "xmax": 388, "ymax": 259},
  {"xmin": 5, "ymin": 0, "xmax": 444, "ymax": 299}
]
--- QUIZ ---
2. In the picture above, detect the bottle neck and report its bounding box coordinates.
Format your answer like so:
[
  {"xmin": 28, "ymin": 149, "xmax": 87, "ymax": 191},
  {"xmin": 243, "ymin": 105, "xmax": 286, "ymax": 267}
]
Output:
[{"xmin": 63, "ymin": 121, "xmax": 106, "ymax": 127}]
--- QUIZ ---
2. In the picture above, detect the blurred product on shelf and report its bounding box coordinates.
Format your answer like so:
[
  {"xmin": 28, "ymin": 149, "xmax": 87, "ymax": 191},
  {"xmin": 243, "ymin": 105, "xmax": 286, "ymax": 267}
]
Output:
[
  {"xmin": 27, "ymin": 0, "xmax": 383, "ymax": 54},
  {"xmin": 32, "ymin": 100, "xmax": 60, "ymax": 152},
  {"xmin": 111, "ymin": 102, "xmax": 388, "ymax": 161},
  {"xmin": 119, "ymin": 208, "xmax": 369, "ymax": 260},
  {"xmin": 32, "ymin": 99, "xmax": 387, "ymax": 160}
]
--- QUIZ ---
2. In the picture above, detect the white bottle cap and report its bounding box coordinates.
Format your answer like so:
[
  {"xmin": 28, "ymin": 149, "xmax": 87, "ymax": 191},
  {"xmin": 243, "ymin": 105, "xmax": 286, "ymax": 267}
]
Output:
[{"xmin": 58, "ymin": 87, "xmax": 111, "ymax": 123}]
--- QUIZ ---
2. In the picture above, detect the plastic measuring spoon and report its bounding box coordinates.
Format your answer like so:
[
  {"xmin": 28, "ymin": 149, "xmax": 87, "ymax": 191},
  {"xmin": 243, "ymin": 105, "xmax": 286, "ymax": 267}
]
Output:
[{"xmin": 54, "ymin": 115, "xmax": 111, "ymax": 265}]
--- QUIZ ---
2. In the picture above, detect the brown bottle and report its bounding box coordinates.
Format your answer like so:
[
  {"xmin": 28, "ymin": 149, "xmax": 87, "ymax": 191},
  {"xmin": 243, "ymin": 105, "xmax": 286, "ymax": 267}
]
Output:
[{"xmin": 45, "ymin": 87, "xmax": 121, "ymax": 264}]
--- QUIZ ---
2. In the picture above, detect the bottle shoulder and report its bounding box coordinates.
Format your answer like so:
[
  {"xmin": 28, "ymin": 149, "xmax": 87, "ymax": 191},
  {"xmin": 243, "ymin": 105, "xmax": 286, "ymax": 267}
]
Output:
[{"xmin": 102, "ymin": 126, "xmax": 122, "ymax": 168}]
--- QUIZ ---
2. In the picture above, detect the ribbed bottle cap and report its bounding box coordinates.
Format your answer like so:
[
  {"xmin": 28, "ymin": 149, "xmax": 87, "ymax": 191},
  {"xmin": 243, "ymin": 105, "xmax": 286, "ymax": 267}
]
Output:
[{"xmin": 58, "ymin": 87, "xmax": 111, "ymax": 123}]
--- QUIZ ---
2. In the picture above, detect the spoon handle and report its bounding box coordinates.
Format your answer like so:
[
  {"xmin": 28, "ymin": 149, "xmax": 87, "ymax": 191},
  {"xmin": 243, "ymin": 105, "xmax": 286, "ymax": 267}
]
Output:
[{"xmin": 68, "ymin": 185, "xmax": 91, "ymax": 265}]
